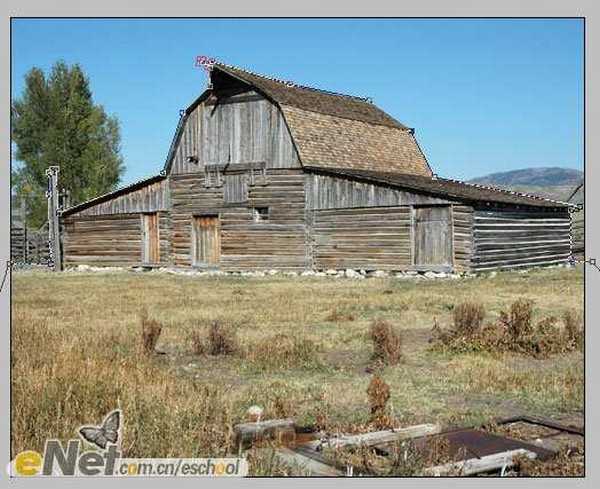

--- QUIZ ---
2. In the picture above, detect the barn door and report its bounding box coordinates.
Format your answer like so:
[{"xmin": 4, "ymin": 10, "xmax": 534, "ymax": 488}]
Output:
[
  {"xmin": 414, "ymin": 206, "xmax": 452, "ymax": 267},
  {"xmin": 192, "ymin": 215, "xmax": 221, "ymax": 266},
  {"xmin": 142, "ymin": 213, "xmax": 160, "ymax": 264}
]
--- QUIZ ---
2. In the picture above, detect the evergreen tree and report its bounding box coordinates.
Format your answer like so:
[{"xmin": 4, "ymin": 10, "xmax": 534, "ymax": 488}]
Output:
[{"xmin": 12, "ymin": 61, "xmax": 124, "ymax": 226}]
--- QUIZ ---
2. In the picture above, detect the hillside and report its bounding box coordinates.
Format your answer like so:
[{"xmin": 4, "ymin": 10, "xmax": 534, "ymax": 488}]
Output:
[{"xmin": 468, "ymin": 167, "xmax": 583, "ymax": 202}]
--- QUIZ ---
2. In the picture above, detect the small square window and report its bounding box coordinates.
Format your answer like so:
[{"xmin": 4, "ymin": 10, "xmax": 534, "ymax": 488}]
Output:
[{"xmin": 253, "ymin": 207, "xmax": 269, "ymax": 222}]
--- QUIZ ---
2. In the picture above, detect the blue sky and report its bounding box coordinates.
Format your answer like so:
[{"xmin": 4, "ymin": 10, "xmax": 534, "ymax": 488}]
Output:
[{"xmin": 11, "ymin": 18, "xmax": 583, "ymax": 184}]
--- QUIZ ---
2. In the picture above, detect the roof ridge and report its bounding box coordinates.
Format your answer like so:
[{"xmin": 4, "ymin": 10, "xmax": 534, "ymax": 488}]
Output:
[
  {"xmin": 436, "ymin": 175, "xmax": 572, "ymax": 206},
  {"xmin": 215, "ymin": 62, "xmax": 374, "ymax": 103}
]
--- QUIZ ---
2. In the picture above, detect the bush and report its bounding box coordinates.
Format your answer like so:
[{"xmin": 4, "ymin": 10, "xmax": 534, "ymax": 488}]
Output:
[
  {"xmin": 140, "ymin": 310, "xmax": 162, "ymax": 355},
  {"xmin": 499, "ymin": 299, "xmax": 534, "ymax": 341},
  {"xmin": 367, "ymin": 374, "xmax": 391, "ymax": 428},
  {"xmin": 191, "ymin": 320, "xmax": 238, "ymax": 356},
  {"xmin": 453, "ymin": 302, "xmax": 486, "ymax": 335},
  {"xmin": 431, "ymin": 300, "xmax": 584, "ymax": 359},
  {"xmin": 563, "ymin": 309, "xmax": 584, "ymax": 350},
  {"xmin": 190, "ymin": 330, "xmax": 205, "ymax": 356},
  {"xmin": 369, "ymin": 320, "xmax": 402, "ymax": 366},
  {"xmin": 207, "ymin": 321, "xmax": 238, "ymax": 355}
]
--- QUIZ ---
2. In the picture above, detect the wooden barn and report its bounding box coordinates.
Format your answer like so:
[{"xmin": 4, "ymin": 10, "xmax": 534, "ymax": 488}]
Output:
[{"xmin": 60, "ymin": 63, "xmax": 574, "ymax": 273}]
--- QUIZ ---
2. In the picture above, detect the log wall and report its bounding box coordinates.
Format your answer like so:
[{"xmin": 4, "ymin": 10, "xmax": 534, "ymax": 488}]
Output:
[
  {"xmin": 311, "ymin": 206, "xmax": 412, "ymax": 271},
  {"xmin": 62, "ymin": 212, "xmax": 171, "ymax": 267},
  {"xmin": 170, "ymin": 169, "xmax": 307, "ymax": 270},
  {"xmin": 571, "ymin": 211, "xmax": 584, "ymax": 258},
  {"xmin": 470, "ymin": 208, "xmax": 571, "ymax": 271},
  {"xmin": 452, "ymin": 205, "xmax": 474, "ymax": 272}
]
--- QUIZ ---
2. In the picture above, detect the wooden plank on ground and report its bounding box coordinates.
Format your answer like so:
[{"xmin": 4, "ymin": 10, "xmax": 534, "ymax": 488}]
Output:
[
  {"xmin": 422, "ymin": 448, "xmax": 537, "ymax": 476},
  {"xmin": 306, "ymin": 424, "xmax": 441, "ymax": 451},
  {"xmin": 270, "ymin": 448, "xmax": 344, "ymax": 476}
]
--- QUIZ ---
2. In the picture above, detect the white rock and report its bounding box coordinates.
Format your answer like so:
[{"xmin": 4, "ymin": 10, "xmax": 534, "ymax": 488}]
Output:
[
  {"xmin": 301, "ymin": 270, "xmax": 316, "ymax": 276},
  {"xmin": 489, "ymin": 271, "xmax": 498, "ymax": 278},
  {"xmin": 267, "ymin": 269, "xmax": 279, "ymax": 276},
  {"xmin": 372, "ymin": 270, "xmax": 389, "ymax": 278},
  {"xmin": 326, "ymin": 269, "xmax": 338, "ymax": 275},
  {"xmin": 345, "ymin": 269, "xmax": 361, "ymax": 279},
  {"xmin": 436, "ymin": 272, "xmax": 448, "ymax": 279},
  {"xmin": 314, "ymin": 272, "xmax": 326, "ymax": 277},
  {"xmin": 424, "ymin": 271, "xmax": 438, "ymax": 279}
]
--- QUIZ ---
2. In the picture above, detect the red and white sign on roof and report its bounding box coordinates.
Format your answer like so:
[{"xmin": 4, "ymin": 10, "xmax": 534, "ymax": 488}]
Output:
[{"xmin": 195, "ymin": 55, "xmax": 216, "ymax": 73}]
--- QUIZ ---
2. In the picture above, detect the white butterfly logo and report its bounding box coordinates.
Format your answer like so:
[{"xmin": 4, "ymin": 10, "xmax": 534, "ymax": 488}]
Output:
[{"xmin": 78, "ymin": 409, "xmax": 122, "ymax": 449}]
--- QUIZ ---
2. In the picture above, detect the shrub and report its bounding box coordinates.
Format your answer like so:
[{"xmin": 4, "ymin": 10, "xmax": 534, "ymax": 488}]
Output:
[
  {"xmin": 562, "ymin": 309, "xmax": 584, "ymax": 350},
  {"xmin": 369, "ymin": 320, "xmax": 402, "ymax": 366},
  {"xmin": 432, "ymin": 299, "xmax": 583, "ymax": 359},
  {"xmin": 367, "ymin": 374, "xmax": 391, "ymax": 428},
  {"xmin": 140, "ymin": 310, "xmax": 162, "ymax": 354},
  {"xmin": 499, "ymin": 299, "xmax": 534, "ymax": 341},
  {"xmin": 189, "ymin": 320, "xmax": 238, "ymax": 356},
  {"xmin": 190, "ymin": 330, "xmax": 205, "ymax": 356},
  {"xmin": 207, "ymin": 320, "xmax": 238, "ymax": 355},
  {"xmin": 453, "ymin": 302, "xmax": 486, "ymax": 336}
]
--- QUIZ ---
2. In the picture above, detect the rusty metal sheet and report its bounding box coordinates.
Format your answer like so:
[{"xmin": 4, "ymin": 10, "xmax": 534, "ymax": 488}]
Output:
[
  {"xmin": 497, "ymin": 415, "xmax": 584, "ymax": 437},
  {"xmin": 412, "ymin": 429, "xmax": 555, "ymax": 462}
]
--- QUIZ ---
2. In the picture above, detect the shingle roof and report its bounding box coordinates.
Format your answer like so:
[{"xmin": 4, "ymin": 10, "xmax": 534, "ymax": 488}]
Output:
[
  {"xmin": 213, "ymin": 63, "xmax": 405, "ymax": 128},
  {"xmin": 211, "ymin": 64, "xmax": 433, "ymax": 177},
  {"xmin": 305, "ymin": 167, "xmax": 572, "ymax": 208}
]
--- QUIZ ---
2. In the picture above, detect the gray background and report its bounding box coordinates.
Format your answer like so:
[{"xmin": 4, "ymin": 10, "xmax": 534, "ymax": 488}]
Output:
[{"xmin": 0, "ymin": 1, "xmax": 595, "ymax": 487}]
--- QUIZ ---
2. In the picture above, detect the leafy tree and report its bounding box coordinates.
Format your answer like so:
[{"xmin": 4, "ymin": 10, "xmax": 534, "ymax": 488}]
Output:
[{"xmin": 12, "ymin": 61, "xmax": 124, "ymax": 226}]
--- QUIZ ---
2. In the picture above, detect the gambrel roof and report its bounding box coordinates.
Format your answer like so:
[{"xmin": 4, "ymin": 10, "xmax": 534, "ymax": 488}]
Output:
[{"xmin": 201, "ymin": 63, "xmax": 434, "ymax": 177}]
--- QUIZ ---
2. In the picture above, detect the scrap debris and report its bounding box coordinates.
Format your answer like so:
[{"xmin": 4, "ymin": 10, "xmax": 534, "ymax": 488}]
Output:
[{"xmin": 238, "ymin": 415, "xmax": 584, "ymax": 476}]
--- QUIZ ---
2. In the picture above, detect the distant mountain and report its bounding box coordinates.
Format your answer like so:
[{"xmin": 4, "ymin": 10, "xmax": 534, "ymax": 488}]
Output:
[
  {"xmin": 468, "ymin": 167, "xmax": 583, "ymax": 202},
  {"xmin": 469, "ymin": 167, "xmax": 583, "ymax": 187}
]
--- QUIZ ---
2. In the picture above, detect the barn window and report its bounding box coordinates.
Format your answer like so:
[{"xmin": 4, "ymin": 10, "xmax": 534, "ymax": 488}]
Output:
[
  {"xmin": 204, "ymin": 165, "xmax": 222, "ymax": 188},
  {"xmin": 223, "ymin": 173, "xmax": 248, "ymax": 204},
  {"xmin": 253, "ymin": 207, "xmax": 269, "ymax": 222}
]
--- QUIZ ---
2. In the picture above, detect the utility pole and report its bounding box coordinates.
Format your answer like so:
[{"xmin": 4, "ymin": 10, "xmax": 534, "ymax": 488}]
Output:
[{"xmin": 46, "ymin": 166, "xmax": 62, "ymax": 271}]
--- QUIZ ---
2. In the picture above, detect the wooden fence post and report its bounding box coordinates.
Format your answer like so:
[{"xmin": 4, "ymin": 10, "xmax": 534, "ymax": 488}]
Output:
[{"xmin": 46, "ymin": 166, "xmax": 62, "ymax": 271}]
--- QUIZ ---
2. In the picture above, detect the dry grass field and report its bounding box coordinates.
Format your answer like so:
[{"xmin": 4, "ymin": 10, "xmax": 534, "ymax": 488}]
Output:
[{"xmin": 11, "ymin": 266, "xmax": 584, "ymax": 474}]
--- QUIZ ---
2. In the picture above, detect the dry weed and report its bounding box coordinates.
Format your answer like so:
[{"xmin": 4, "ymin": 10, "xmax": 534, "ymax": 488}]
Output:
[
  {"xmin": 432, "ymin": 300, "xmax": 584, "ymax": 359},
  {"xmin": 367, "ymin": 374, "xmax": 391, "ymax": 428},
  {"xmin": 369, "ymin": 319, "xmax": 402, "ymax": 366},
  {"xmin": 453, "ymin": 302, "xmax": 486, "ymax": 335},
  {"xmin": 140, "ymin": 310, "xmax": 162, "ymax": 354},
  {"xmin": 190, "ymin": 320, "xmax": 238, "ymax": 356}
]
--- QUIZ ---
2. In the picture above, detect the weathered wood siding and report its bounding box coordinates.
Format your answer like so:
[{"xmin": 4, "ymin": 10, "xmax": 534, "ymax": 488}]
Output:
[
  {"xmin": 413, "ymin": 206, "xmax": 452, "ymax": 266},
  {"xmin": 170, "ymin": 91, "xmax": 300, "ymax": 174},
  {"xmin": 311, "ymin": 206, "xmax": 412, "ymax": 271},
  {"xmin": 170, "ymin": 169, "xmax": 306, "ymax": 270},
  {"xmin": 306, "ymin": 173, "xmax": 453, "ymax": 210},
  {"xmin": 471, "ymin": 208, "xmax": 571, "ymax": 271},
  {"xmin": 74, "ymin": 179, "xmax": 169, "ymax": 216},
  {"xmin": 62, "ymin": 212, "xmax": 171, "ymax": 267},
  {"xmin": 571, "ymin": 211, "xmax": 584, "ymax": 258},
  {"xmin": 452, "ymin": 205, "xmax": 473, "ymax": 272}
]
